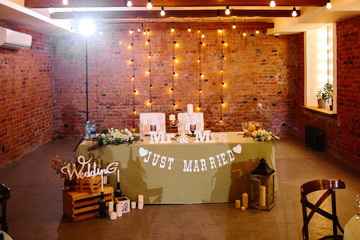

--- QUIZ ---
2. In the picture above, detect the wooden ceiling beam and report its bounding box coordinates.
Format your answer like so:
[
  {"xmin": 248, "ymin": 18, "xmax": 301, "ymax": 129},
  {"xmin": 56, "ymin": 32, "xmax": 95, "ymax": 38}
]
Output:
[
  {"xmin": 25, "ymin": 0, "xmax": 326, "ymax": 8},
  {"xmin": 52, "ymin": 9, "xmax": 300, "ymax": 19}
]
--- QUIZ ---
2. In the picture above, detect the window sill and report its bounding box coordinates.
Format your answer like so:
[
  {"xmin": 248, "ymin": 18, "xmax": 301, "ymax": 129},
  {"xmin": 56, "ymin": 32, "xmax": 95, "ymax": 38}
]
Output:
[{"xmin": 302, "ymin": 106, "xmax": 337, "ymax": 116}]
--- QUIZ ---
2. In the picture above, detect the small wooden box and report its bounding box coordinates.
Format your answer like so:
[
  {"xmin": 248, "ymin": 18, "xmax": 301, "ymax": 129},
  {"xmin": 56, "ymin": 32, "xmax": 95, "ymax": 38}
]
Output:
[
  {"xmin": 63, "ymin": 186, "xmax": 113, "ymax": 222},
  {"xmin": 75, "ymin": 176, "xmax": 101, "ymax": 193},
  {"xmin": 115, "ymin": 196, "xmax": 130, "ymax": 213}
]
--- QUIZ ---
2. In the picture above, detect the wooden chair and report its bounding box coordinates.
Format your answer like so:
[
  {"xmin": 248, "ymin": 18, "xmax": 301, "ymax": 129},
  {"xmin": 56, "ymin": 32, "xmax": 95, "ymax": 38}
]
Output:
[
  {"xmin": 0, "ymin": 183, "xmax": 10, "ymax": 233},
  {"xmin": 300, "ymin": 179, "xmax": 345, "ymax": 240}
]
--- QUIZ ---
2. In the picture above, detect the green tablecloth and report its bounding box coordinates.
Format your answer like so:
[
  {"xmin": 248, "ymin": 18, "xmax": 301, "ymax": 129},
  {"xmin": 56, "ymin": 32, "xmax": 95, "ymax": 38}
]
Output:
[{"xmin": 76, "ymin": 132, "xmax": 277, "ymax": 204}]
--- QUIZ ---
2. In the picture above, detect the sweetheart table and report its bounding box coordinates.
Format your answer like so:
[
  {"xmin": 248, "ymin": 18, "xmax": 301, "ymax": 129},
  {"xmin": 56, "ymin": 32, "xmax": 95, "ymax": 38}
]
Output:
[{"xmin": 76, "ymin": 132, "xmax": 277, "ymax": 204}]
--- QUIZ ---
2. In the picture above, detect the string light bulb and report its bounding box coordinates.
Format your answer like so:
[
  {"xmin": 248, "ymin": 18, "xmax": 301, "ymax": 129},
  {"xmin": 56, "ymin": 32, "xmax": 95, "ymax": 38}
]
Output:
[
  {"xmin": 198, "ymin": 58, "xmax": 201, "ymax": 63},
  {"xmin": 143, "ymin": 29, "xmax": 146, "ymax": 35},
  {"xmin": 129, "ymin": 28, "xmax": 133, "ymax": 34},
  {"xmin": 233, "ymin": 23, "xmax": 236, "ymax": 29},
  {"xmin": 138, "ymin": 26, "xmax": 141, "ymax": 32},
  {"xmin": 292, "ymin": 7, "xmax": 297, "ymax": 17},
  {"xmin": 256, "ymin": 29, "xmax": 260, "ymax": 34},
  {"xmin": 202, "ymin": 32, "xmax": 205, "ymax": 38},
  {"xmin": 218, "ymin": 27, "xmax": 223, "ymax": 33},
  {"xmin": 171, "ymin": 26, "xmax": 174, "ymax": 32},
  {"xmin": 243, "ymin": 31, "xmax": 246, "ymax": 37},
  {"xmin": 147, "ymin": 0, "xmax": 152, "ymax": 9},
  {"xmin": 199, "ymin": 89, "xmax": 202, "ymax": 93},
  {"xmin": 197, "ymin": 29, "xmax": 201, "ymax": 33},
  {"xmin": 200, "ymin": 73, "xmax": 204, "ymax": 78},
  {"xmin": 188, "ymin": 26, "xmax": 191, "ymax": 32},
  {"xmin": 173, "ymin": 57, "xmax": 178, "ymax": 63},
  {"xmin": 128, "ymin": 43, "xmax": 133, "ymax": 49},
  {"xmin": 160, "ymin": 6, "xmax": 165, "ymax": 16},
  {"xmin": 326, "ymin": 0, "xmax": 332, "ymax": 9},
  {"xmin": 127, "ymin": 0, "xmax": 132, "ymax": 7},
  {"xmin": 222, "ymin": 41, "xmax": 227, "ymax": 47},
  {"xmin": 270, "ymin": 0, "xmax": 276, "ymax": 7},
  {"xmin": 147, "ymin": 29, "xmax": 150, "ymax": 35},
  {"xmin": 225, "ymin": 5, "xmax": 230, "ymax": 15},
  {"xmin": 62, "ymin": 0, "xmax": 68, "ymax": 5},
  {"xmin": 132, "ymin": 75, "xmax": 135, "ymax": 81}
]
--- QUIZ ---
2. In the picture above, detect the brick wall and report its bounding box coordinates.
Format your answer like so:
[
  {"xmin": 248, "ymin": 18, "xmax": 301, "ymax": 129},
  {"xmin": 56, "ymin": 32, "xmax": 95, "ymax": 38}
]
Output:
[
  {"xmin": 53, "ymin": 23, "xmax": 300, "ymax": 137},
  {"xmin": 292, "ymin": 16, "xmax": 360, "ymax": 168},
  {"xmin": 0, "ymin": 25, "xmax": 54, "ymax": 167}
]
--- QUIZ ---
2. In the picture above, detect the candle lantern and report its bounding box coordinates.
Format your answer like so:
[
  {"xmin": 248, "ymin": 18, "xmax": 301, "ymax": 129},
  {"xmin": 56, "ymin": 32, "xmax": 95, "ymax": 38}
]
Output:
[{"xmin": 250, "ymin": 158, "xmax": 275, "ymax": 211}]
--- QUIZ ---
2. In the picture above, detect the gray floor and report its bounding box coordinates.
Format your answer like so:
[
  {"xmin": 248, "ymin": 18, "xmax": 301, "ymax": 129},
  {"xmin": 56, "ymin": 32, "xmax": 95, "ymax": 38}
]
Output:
[{"xmin": 0, "ymin": 137, "xmax": 359, "ymax": 240}]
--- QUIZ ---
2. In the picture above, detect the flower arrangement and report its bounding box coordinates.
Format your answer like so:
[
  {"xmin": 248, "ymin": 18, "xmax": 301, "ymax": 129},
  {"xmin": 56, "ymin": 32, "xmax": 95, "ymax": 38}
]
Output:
[
  {"xmin": 317, "ymin": 83, "xmax": 333, "ymax": 100},
  {"xmin": 251, "ymin": 130, "xmax": 280, "ymax": 143},
  {"xmin": 50, "ymin": 155, "xmax": 80, "ymax": 179},
  {"xmin": 95, "ymin": 128, "xmax": 139, "ymax": 147}
]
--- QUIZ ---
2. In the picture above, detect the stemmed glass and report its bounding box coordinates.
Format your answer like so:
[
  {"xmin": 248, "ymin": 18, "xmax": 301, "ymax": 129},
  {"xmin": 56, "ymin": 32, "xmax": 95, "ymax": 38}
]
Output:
[
  {"xmin": 190, "ymin": 124, "xmax": 196, "ymax": 137},
  {"xmin": 356, "ymin": 194, "xmax": 360, "ymax": 220}
]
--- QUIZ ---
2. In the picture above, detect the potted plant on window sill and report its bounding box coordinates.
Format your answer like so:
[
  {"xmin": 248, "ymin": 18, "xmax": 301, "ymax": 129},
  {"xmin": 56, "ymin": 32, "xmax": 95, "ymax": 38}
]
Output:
[{"xmin": 316, "ymin": 83, "xmax": 333, "ymax": 109}]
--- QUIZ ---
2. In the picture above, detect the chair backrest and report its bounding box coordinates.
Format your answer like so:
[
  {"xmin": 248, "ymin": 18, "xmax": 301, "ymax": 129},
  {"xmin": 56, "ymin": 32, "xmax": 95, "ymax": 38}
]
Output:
[
  {"xmin": 139, "ymin": 113, "xmax": 166, "ymax": 135},
  {"xmin": 0, "ymin": 183, "xmax": 10, "ymax": 233},
  {"xmin": 300, "ymin": 179, "xmax": 345, "ymax": 240},
  {"xmin": 177, "ymin": 112, "xmax": 204, "ymax": 134}
]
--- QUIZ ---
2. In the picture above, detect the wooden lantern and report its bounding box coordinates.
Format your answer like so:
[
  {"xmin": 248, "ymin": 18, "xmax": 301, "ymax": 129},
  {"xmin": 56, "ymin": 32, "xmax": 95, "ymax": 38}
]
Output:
[{"xmin": 250, "ymin": 158, "xmax": 275, "ymax": 211}]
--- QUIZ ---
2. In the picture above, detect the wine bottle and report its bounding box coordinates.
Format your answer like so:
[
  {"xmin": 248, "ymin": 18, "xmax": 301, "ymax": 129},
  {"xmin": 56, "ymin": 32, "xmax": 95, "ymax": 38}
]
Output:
[
  {"xmin": 99, "ymin": 175, "xmax": 107, "ymax": 218},
  {"xmin": 115, "ymin": 182, "xmax": 122, "ymax": 198},
  {"xmin": 99, "ymin": 191, "xmax": 107, "ymax": 218}
]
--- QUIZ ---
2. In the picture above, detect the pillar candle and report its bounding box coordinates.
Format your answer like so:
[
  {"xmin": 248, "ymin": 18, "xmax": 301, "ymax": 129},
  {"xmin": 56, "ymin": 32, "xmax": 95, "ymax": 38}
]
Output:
[
  {"xmin": 138, "ymin": 194, "xmax": 144, "ymax": 204},
  {"xmin": 131, "ymin": 201, "xmax": 136, "ymax": 209},
  {"xmin": 242, "ymin": 193, "xmax": 248, "ymax": 208},
  {"xmin": 110, "ymin": 211, "xmax": 117, "ymax": 220},
  {"xmin": 101, "ymin": 174, "xmax": 104, "ymax": 192},
  {"xmin": 241, "ymin": 206, "xmax": 246, "ymax": 211},
  {"xmin": 116, "ymin": 203, "xmax": 122, "ymax": 217},
  {"xmin": 108, "ymin": 201, "xmax": 114, "ymax": 213},
  {"xmin": 235, "ymin": 199, "xmax": 241, "ymax": 209},
  {"xmin": 117, "ymin": 169, "xmax": 120, "ymax": 183},
  {"xmin": 187, "ymin": 104, "xmax": 193, "ymax": 114},
  {"xmin": 260, "ymin": 186, "xmax": 266, "ymax": 207},
  {"xmin": 138, "ymin": 203, "xmax": 143, "ymax": 210}
]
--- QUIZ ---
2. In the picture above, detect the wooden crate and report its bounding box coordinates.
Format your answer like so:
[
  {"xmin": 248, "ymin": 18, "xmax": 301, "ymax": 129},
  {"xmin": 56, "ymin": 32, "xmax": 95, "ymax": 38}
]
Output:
[
  {"xmin": 63, "ymin": 186, "xmax": 113, "ymax": 222},
  {"xmin": 75, "ymin": 176, "xmax": 101, "ymax": 193}
]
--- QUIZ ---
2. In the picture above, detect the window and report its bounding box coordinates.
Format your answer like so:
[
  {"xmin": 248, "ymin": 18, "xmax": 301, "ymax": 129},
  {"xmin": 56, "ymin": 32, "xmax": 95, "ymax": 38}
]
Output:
[{"xmin": 304, "ymin": 24, "xmax": 337, "ymax": 113}]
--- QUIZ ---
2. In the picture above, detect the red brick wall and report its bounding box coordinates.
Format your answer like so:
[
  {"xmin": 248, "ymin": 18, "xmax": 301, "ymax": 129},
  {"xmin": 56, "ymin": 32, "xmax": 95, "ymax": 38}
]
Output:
[
  {"xmin": 293, "ymin": 16, "xmax": 360, "ymax": 168},
  {"xmin": 53, "ymin": 23, "xmax": 300, "ymax": 137},
  {"xmin": 0, "ymin": 25, "xmax": 54, "ymax": 167}
]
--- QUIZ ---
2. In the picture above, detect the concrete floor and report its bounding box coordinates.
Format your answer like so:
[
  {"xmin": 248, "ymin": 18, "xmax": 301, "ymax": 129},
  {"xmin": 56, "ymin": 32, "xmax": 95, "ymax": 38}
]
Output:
[{"xmin": 0, "ymin": 137, "xmax": 359, "ymax": 240}]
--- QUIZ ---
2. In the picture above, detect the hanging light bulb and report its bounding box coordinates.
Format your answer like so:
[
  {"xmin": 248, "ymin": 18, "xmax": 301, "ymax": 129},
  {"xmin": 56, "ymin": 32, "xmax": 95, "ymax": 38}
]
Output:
[
  {"xmin": 62, "ymin": 0, "xmax": 68, "ymax": 5},
  {"xmin": 49, "ymin": 3, "xmax": 54, "ymax": 14},
  {"xmin": 147, "ymin": 0, "xmax": 152, "ymax": 9},
  {"xmin": 270, "ymin": 0, "xmax": 276, "ymax": 8},
  {"xmin": 233, "ymin": 23, "xmax": 236, "ymax": 29},
  {"xmin": 197, "ymin": 29, "xmax": 201, "ymax": 33},
  {"xmin": 171, "ymin": 26, "xmax": 174, "ymax": 32},
  {"xmin": 222, "ymin": 41, "xmax": 227, "ymax": 47},
  {"xmin": 147, "ymin": 29, "xmax": 150, "ymax": 35},
  {"xmin": 188, "ymin": 26, "xmax": 191, "ymax": 32},
  {"xmin": 292, "ymin": 7, "xmax": 297, "ymax": 17},
  {"xmin": 198, "ymin": 58, "xmax": 201, "ymax": 63},
  {"xmin": 127, "ymin": 0, "xmax": 132, "ymax": 7},
  {"xmin": 129, "ymin": 28, "xmax": 133, "ymax": 34},
  {"xmin": 225, "ymin": 5, "xmax": 230, "ymax": 15},
  {"xmin": 132, "ymin": 75, "xmax": 135, "ymax": 81},
  {"xmin": 218, "ymin": 28, "xmax": 223, "ymax": 33},
  {"xmin": 326, "ymin": 0, "xmax": 332, "ymax": 9},
  {"xmin": 138, "ymin": 26, "xmax": 141, "ymax": 32},
  {"xmin": 256, "ymin": 29, "xmax": 260, "ymax": 34},
  {"xmin": 202, "ymin": 32, "xmax": 205, "ymax": 38},
  {"xmin": 160, "ymin": 6, "xmax": 165, "ymax": 16},
  {"xmin": 243, "ymin": 31, "xmax": 246, "ymax": 37},
  {"xmin": 143, "ymin": 29, "xmax": 146, "ymax": 35}
]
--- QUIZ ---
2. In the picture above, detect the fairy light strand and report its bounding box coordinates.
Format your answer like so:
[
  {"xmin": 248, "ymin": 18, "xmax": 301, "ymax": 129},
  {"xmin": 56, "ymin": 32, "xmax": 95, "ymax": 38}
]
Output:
[
  {"xmin": 171, "ymin": 24, "xmax": 176, "ymax": 112},
  {"xmin": 131, "ymin": 29, "xmax": 136, "ymax": 130},
  {"xmin": 148, "ymin": 29, "xmax": 152, "ymax": 112},
  {"xmin": 198, "ymin": 26, "xmax": 202, "ymax": 110}
]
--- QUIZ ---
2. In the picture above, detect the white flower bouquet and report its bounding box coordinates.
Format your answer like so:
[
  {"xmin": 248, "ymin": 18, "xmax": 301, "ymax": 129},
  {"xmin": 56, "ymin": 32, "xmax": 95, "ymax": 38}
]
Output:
[
  {"xmin": 95, "ymin": 128, "xmax": 140, "ymax": 146},
  {"xmin": 251, "ymin": 129, "xmax": 280, "ymax": 143}
]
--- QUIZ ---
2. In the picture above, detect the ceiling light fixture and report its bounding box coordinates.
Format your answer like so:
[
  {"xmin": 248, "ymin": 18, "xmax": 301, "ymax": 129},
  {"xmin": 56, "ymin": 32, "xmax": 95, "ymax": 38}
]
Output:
[
  {"xmin": 292, "ymin": 7, "xmax": 297, "ymax": 17},
  {"xmin": 160, "ymin": 6, "xmax": 165, "ymax": 16},
  {"xmin": 127, "ymin": 0, "xmax": 132, "ymax": 7},
  {"xmin": 326, "ymin": 0, "xmax": 332, "ymax": 9},
  {"xmin": 62, "ymin": 0, "xmax": 68, "ymax": 5},
  {"xmin": 147, "ymin": 0, "xmax": 152, "ymax": 9},
  {"xmin": 225, "ymin": 5, "xmax": 230, "ymax": 15},
  {"xmin": 79, "ymin": 19, "xmax": 95, "ymax": 36},
  {"xmin": 270, "ymin": 0, "xmax": 276, "ymax": 8}
]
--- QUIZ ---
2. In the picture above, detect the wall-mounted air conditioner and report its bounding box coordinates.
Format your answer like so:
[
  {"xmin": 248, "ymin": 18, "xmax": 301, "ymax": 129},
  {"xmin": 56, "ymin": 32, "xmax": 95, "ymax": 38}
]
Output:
[{"xmin": 0, "ymin": 27, "xmax": 32, "ymax": 50}]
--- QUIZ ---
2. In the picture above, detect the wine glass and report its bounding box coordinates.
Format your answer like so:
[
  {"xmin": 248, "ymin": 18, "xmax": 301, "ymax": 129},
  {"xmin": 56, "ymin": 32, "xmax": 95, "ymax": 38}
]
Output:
[
  {"xmin": 356, "ymin": 194, "xmax": 360, "ymax": 220},
  {"xmin": 242, "ymin": 122, "xmax": 249, "ymax": 135},
  {"xmin": 190, "ymin": 124, "xmax": 196, "ymax": 137}
]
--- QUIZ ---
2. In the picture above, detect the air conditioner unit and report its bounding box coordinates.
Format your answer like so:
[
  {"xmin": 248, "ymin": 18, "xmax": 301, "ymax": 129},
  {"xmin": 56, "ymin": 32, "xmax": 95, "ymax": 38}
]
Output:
[{"xmin": 0, "ymin": 27, "xmax": 32, "ymax": 50}]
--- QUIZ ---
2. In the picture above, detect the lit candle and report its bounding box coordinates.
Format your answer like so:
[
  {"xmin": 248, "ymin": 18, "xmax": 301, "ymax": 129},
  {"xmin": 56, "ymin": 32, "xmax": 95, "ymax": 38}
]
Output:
[
  {"xmin": 138, "ymin": 194, "xmax": 144, "ymax": 204},
  {"xmin": 116, "ymin": 203, "xmax": 122, "ymax": 217},
  {"xmin": 117, "ymin": 169, "xmax": 120, "ymax": 183},
  {"xmin": 260, "ymin": 186, "xmax": 266, "ymax": 207},
  {"xmin": 131, "ymin": 201, "xmax": 137, "ymax": 209},
  {"xmin": 241, "ymin": 206, "xmax": 245, "ymax": 211},
  {"xmin": 242, "ymin": 193, "xmax": 248, "ymax": 208},
  {"xmin": 235, "ymin": 199, "xmax": 240, "ymax": 209}
]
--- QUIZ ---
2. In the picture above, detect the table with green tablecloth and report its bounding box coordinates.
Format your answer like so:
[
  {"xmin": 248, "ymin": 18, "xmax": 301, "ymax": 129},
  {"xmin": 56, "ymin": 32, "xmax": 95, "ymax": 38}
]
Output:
[{"xmin": 76, "ymin": 132, "xmax": 277, "ymax": 204}]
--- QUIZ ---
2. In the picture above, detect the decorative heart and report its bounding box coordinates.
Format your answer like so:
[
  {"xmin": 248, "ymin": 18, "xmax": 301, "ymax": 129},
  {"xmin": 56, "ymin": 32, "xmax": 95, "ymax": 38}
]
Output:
[
  {"xmin": 233, "ymin": 144, "xmax": 242, "ymax": 154},
  {"xmin": 139, "ymin": 147, "xmax": 149, "ymax": 157}
]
